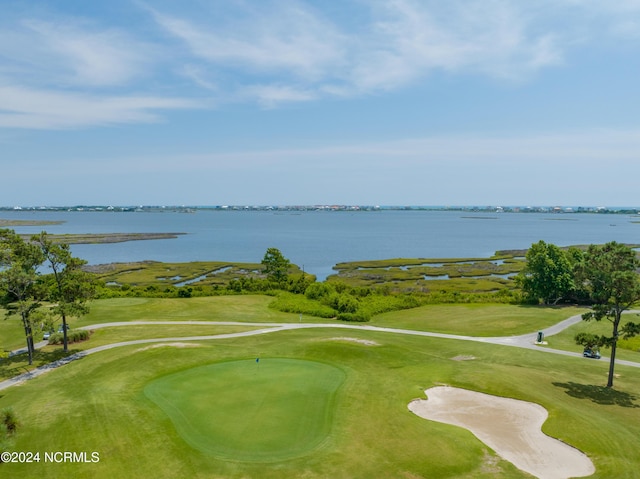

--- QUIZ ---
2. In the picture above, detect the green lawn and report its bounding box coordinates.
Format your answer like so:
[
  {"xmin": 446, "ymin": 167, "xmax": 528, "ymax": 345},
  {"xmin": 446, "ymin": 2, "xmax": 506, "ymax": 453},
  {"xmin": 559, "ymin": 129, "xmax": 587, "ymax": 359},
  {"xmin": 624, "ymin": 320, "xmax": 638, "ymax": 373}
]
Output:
[
  {"xmin": 371, "ymin": 303, "xmax": 587, "ymax": 336},
  {"xmin": 2, "ymin": 295, "xmax": 297, "ymax": 353},
  {"xmin": 0, "ymin": 325, "xmax": 264, "ymax": 380},
  {"xmin": 1, "ymin": 323, "xmax": 639, "ymax": 478},
  {"xmin": 81, "ymin": 296, "xmax": 300, "ymax": 325},
  {"xmin": 1, "ymin": 298, "xmax": 587, "ymax": 355},
  {"xmin": 0, "ymin": 315, "xmax": 29, "ymax": 353},
  {"xmin": 84, "ymin": 324, "xmax": 264, "ymax": 347},
  {"xmin": 144, "ymin": 358, "xmax": 345, "ymax": 462},
  {"xmin": 540, "ymin": 312, "xmax": 640, "ymax": 361},
  {"xmin": 1, "ymin": 298, "xmax": 639, "ymax": 478}
]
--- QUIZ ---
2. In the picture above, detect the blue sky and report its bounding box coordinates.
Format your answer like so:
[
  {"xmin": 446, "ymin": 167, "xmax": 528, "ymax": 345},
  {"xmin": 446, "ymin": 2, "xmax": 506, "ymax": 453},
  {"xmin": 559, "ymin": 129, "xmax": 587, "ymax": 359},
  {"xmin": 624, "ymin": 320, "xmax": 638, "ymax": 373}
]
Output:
[{"xmin": 1, "ymin": 0, "xmax": 639, "ymax": 207}]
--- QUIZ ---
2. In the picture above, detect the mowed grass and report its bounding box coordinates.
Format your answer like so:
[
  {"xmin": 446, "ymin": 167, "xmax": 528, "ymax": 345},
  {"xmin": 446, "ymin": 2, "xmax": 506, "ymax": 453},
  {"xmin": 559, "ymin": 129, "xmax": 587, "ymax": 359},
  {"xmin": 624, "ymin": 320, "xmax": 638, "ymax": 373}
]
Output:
[
  {"xmin": 0, "ymin": 315, "xmax": 30, "ymax": 353},
  {"xmin": 82, "ymin": 325, "xmax": 265, "ymax": 348},
  {"xmin": 144, "ymin": 358, "xmax": 345, "ymax": 462},
  {"xmin": 1, "ymin": 322, "xmax": 639, "ymax": 478},
  {"xmin": 371, "ymin": 303, "xmax": 587, "ymax": 336},
  {"xmin": 1, "ymin": 298, "xmax": 639, "ymax": 477},
  {"xmin": 81, "ymin": 296, "xmax": 301, "ymax": 325},
  {"xmin": 2, "ymin": 295, "xmax": 296, "ymax": 353},
  {"xmin": 0, "ymin": 324, "xmax": 264, "ymax": 380},
  {"xmin": 0, "ymin": 297, "xmax": 586, "ymax": 354},
  {"xmin": 539, "ymin": 312, "xmax": 640, "ymax": 361}
]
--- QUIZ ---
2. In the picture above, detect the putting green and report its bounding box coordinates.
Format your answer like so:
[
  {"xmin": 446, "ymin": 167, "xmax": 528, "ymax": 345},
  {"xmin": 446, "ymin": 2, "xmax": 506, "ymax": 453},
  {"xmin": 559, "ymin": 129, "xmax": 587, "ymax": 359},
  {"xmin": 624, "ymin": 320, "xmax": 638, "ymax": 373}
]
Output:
[{"xmin": 144, "ymin": 358, "xmax": 345, "ymax": 462}]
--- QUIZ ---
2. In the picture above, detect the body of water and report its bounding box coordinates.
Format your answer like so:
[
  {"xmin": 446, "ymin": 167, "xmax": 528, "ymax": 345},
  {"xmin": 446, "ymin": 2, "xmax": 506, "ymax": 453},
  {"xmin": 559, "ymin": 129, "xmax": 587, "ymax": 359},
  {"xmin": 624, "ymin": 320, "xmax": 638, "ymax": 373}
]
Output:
[{"xmin": 3, "ymin": 209, "xmax": 639, "ymax": 280}]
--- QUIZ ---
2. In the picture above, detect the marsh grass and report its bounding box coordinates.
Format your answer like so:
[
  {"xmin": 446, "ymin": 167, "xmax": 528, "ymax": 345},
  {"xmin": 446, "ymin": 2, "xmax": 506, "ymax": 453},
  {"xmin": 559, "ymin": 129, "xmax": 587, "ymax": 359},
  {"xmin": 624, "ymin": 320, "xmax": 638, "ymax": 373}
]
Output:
[
  {"xmin": 84, "ymin": 255, "xmax": 524, "ymax": 294},
  {"xmin": 88, "ymin": 261, "xmax": 264, "ymax": 287},
  {"xmin": 329, "ymin": 256, "xmax": 525, "ymax": 292},
  {"xmin": 88, "ymin": 261, "xmax": 306, "ymax": 289}
]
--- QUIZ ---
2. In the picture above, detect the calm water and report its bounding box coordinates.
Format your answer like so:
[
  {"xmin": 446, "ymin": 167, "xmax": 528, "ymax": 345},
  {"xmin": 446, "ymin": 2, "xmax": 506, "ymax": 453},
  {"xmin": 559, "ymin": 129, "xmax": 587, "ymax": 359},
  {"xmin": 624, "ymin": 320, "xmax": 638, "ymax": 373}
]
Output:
[{"xmin": 3, "ymin": 209, "xmax": 639, "ymax": 280}]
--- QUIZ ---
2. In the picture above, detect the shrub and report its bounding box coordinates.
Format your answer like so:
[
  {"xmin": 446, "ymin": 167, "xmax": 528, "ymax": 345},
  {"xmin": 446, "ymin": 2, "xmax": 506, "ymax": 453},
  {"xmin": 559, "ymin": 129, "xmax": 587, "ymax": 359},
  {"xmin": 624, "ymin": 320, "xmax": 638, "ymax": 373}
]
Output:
[
  {"xmin": 323, "ymin": 292, "xmax": 360, "ymax": 313},
  {"xmin": 47, "ymin": 329, "xmax": 90, "ymax": 345},
  {"xmin": 305, "ymin": 282, "xmax": 335, "ymax": 300},
  {"xmin": 1, "ymin": 408, "xmax": 18, "ymax": 435},
  {"xmin": 177, "ymin": 287, "xmax": 193, "ymax": 298},
  {"xmin": 337, "ymin": 311, "xmax": 371, "ymax": 322},
  {"xmin": 269, "ymin": 292, "xmax": 336, "ymax": 318},
  {"xmin": 337, "ymin": 294, "xmax": 359, "ymax": 313}
]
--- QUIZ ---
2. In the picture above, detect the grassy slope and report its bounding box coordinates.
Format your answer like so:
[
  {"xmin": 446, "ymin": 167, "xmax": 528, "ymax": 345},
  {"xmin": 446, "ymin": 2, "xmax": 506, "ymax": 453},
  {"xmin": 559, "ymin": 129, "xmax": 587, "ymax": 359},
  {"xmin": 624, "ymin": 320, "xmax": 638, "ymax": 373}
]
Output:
[
  {"xmin": 144, "ymin": 358, "xmax": 345, "ymax": 462},
  {"xmin": 1, "ymin": 298, "xmax": 639, "ymax": 478},
  {"xmin": 2, "ymin": 295, "xmax": 302, "ymax": 352},
  {"xmin": 0, "ymin": 325, "xmax": 263, "ymax": 381},
  {"xmin": 538, "ymin": 313, "xmax": 640, "ymax": 362},
  {"xmin": 0, "ymin": 321, "xmax": 638, "ymax": 477},
  {"xmin": 81, "ymin": 296, "xmax": 299, "ymax": 325},
  {"xmin": 0, "ymin": 299, "xmax": 588, "ymax": 353},
  {"xmin": 1, "ymin": 296, "xmax": 293, "ymax": 379},
  {"xmin": 371, "ymin": 303, "xmax": 587, "ymax": 336}
]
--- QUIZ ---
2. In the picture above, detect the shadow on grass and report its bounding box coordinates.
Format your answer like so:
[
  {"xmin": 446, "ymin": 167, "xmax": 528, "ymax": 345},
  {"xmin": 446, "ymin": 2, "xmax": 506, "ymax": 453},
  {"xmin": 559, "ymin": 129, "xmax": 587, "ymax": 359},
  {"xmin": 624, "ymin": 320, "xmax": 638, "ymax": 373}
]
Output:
[
  {"xmin": 0, "ymin": 348, "xmax": 83, "ymax": 380},
  {"xmin": 553, "ymin": 381, "xmax": 639, "ymax": 408}
]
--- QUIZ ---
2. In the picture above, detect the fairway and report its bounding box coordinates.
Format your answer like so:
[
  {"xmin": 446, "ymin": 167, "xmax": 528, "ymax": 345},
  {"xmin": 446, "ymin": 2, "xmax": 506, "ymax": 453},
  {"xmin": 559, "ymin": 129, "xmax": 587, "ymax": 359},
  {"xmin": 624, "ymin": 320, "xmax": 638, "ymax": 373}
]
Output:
[
  {"xmin": 144, "ymin": 358, "xmax": 345, "ymax": 462},
  {"xmin": 1, "ymin": 298, "xmax": 640, "ymax": 478}
]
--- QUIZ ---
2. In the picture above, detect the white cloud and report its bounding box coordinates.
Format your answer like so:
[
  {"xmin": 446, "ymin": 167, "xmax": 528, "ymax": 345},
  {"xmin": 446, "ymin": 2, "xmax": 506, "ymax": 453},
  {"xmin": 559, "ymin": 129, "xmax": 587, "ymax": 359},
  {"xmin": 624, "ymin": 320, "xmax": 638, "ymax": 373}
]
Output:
[
  {"xmin": 149, "ymin": 0, "xmax": 567, "ymax": 103},
  {"xmin": 180, "ymin": 65, "xmax": 219, "ymax": 91},
  {"xmin": 1, "ymin": 0, "xmax": 640, "ymax": 129},
  {"xmin": 0, "ymin": 8, "xmax": 198, "ymax": 129},
  {"xmin": 0, "ymin": 17, "xmax": 152, "ymax": 89},
  {"xmin": 148, "ymin": 2, "xmax": 347, "ymax": 80},
  {"xmin": 351, "ymin": 0, "xmax": 565, "ymax": 87},
  {"xmin": 241, "ymin": 84, "xmax": 316, "ymax": 107},
  {"xmin": 112, "ymin": 127, "xmax": 640, "ymax": 172},
  {"xmin": 0, "ymin": 86, "xmax": 201, "ymax": 129},
  {"xmin": 23, "ymin": 20, "xmax": 150, "ymax": 87}
]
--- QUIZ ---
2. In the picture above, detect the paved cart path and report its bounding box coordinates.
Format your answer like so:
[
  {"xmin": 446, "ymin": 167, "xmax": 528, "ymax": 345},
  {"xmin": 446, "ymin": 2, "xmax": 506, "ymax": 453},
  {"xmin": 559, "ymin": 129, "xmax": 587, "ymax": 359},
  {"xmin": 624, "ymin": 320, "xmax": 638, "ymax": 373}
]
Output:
[{"xmin": 2, "ymin": 313, "xmax": 639, "ymax": 391}]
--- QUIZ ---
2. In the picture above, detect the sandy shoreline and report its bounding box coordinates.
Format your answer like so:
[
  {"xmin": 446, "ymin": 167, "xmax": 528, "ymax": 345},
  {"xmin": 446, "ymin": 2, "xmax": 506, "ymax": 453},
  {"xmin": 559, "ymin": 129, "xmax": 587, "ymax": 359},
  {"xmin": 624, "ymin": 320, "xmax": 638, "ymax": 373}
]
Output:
[{"xmin": 409, "ymin": 386, "xmax": 595, "ymax": 479}]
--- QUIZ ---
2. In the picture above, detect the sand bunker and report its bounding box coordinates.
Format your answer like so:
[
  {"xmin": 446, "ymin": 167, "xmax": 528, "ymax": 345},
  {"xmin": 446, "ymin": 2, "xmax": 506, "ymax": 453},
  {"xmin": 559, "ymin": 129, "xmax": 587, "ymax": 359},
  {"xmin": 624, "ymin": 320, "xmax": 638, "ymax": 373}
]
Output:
[{"xmin": 409, "ymin": 386, "xmax": 595, "ymax": 479}]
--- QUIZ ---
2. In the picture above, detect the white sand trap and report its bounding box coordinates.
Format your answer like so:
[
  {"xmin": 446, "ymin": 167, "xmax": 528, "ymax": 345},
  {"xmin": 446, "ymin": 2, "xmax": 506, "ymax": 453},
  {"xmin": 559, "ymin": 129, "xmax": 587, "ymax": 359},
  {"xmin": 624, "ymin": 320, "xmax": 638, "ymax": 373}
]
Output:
[{"xmin": 409, "ymin": 386, "xmax": 595, "ymax": 479}]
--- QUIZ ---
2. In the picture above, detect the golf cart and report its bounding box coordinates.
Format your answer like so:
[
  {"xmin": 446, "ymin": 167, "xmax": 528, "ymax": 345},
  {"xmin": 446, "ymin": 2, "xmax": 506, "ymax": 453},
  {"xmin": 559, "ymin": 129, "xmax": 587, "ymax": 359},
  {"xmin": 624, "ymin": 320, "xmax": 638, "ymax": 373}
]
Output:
[{"xmin": 582, "ymin": 348, "xmax": 601, "ymax": 359}]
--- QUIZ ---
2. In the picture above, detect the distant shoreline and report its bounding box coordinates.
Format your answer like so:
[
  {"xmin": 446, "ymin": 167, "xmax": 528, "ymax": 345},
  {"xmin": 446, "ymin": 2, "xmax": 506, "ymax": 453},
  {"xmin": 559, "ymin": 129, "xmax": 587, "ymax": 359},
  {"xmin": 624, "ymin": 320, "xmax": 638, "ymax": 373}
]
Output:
[
  {"xmin": 0, "ymin": 219, "xmax": 65, "ymax": 227},
  {"xmin": 2, "ymin": 205, "xmax": 639, "ymax": 214}
]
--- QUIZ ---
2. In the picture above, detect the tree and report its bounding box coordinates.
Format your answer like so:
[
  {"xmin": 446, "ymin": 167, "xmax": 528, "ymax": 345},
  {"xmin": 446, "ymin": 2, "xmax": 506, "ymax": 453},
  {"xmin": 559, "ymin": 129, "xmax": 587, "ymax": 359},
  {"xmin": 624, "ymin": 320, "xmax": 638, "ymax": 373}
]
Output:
[
  {"xmin": 0, "ymin": 229, "xmax": 45, "ymax": 365},
  {"xmin": 261, "ymin": 247, "xmax": 291, "ymax": 285},
  {"xmin": 33, "ymin": 232, "xmax": 95, "ymax": 352},
  {"xmin": 576, "ymin": 241, "xmax": 640, "ymax": 388},
  {"xmin": 517, "ymin": 240, "xmax": 575, "ymax": 304}
]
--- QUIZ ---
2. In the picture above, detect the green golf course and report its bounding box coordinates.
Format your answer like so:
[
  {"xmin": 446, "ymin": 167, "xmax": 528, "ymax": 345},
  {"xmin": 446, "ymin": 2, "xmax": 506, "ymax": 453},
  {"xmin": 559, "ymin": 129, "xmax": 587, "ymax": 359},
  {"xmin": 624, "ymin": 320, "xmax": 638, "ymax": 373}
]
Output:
[
  {"xmin": 1, "ymin": 297, "xmax": 639, "ymax": 478},
  {"xmin": 144, "ymin": 358, "xmax": 345, "ymax": 462}
]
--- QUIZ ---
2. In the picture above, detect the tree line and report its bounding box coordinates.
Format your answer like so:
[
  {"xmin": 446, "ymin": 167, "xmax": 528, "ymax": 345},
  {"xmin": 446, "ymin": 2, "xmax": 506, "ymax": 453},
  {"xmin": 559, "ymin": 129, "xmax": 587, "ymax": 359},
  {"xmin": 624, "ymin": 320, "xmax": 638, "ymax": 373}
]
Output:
[
  {"xmin": 0, "ymin": 230, "xmax": 95, "ymax": 365},
  {"xmin": 517, "ymin": 240, "xmax": 640, "ymax": 387},
  {"xmin": 3, "ymin": 231, "xmax": 639, "ymax": 388}
]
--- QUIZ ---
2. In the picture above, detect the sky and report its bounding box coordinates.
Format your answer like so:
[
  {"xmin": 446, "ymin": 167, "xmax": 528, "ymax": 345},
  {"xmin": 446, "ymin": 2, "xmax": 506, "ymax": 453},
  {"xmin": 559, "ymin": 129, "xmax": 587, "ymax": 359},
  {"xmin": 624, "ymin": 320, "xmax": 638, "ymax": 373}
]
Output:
[{"xmin": 1, "ymin": 0, "xmax": 640, "ymax": 207}]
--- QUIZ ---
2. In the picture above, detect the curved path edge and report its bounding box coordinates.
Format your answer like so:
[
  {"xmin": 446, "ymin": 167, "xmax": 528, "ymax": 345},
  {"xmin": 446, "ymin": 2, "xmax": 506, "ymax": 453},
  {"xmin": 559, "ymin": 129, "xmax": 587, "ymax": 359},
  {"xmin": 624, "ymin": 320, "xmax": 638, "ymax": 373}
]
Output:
[{"xmin": 2, "ymin": 315, "xmax": 639, "ymax": 392}]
